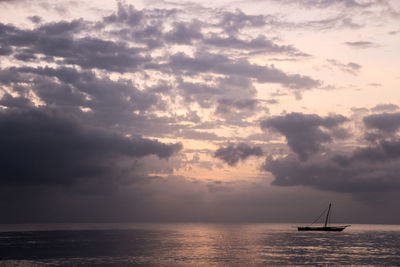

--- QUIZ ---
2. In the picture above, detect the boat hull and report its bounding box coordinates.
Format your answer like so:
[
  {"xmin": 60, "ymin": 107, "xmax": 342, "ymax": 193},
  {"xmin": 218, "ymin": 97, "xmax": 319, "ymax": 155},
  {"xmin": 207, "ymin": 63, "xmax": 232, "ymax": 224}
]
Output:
[{"xmin": 297, "ymin": 226, "xmax": 348, "ymax": 231}]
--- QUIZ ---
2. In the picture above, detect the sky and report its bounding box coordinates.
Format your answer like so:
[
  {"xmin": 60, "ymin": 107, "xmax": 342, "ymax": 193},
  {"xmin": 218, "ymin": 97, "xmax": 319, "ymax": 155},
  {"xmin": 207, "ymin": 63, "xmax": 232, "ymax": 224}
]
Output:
[{"xmin": 0, "ymin": 0, "xmax": 400, "ymax": 224}]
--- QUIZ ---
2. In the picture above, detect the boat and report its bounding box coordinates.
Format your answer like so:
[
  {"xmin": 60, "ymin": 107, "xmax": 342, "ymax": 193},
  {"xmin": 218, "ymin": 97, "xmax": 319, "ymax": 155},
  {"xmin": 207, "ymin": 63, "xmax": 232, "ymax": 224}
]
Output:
[{"xmin": 297, "ymin": 203, "xmax": 350, "ymax": 231}]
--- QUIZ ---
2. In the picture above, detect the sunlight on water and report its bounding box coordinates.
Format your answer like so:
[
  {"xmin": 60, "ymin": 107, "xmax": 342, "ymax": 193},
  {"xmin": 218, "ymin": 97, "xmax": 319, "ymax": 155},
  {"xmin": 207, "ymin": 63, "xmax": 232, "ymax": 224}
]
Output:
[{"xmin": 0, "ymin": 223, "xmax": 399, "ymax": 266}]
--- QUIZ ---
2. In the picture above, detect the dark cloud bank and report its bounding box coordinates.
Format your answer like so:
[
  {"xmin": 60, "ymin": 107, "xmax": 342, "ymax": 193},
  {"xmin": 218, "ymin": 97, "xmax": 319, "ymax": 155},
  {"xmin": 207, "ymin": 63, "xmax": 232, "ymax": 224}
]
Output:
[
  {"xmin": 261, "ymin": 112, "xmax": 348, "ymax": 161},
  {"xmin": 261, "ymin": 112, "xmax": 400, "ymax": 208},
  {"xmin": 0, "ymin": 108, "xmax": 181, "ymax": 186}
]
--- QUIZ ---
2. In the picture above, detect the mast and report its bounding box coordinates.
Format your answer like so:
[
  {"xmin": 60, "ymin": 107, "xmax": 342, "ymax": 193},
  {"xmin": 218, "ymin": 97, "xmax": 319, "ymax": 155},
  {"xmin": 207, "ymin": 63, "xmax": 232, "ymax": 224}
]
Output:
[{"xmin": 324, "ymin": 203, "xmax": 332, "ymax": 227}]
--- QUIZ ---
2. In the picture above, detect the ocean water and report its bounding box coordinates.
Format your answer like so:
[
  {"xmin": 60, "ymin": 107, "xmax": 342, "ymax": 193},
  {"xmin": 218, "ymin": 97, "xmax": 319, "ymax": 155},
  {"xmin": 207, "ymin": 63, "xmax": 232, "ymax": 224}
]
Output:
[{"xmin": 0, "ymin": 223, "xmax": 399, "ymax": 266}]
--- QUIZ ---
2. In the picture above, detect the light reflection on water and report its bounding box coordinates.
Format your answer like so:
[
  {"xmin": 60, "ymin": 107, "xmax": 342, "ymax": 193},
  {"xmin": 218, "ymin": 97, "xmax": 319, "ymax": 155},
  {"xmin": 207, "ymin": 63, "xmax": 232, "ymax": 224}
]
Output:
[{"xmin": 0, "ymin": 223, "xmax": 399, "ymax": 266}]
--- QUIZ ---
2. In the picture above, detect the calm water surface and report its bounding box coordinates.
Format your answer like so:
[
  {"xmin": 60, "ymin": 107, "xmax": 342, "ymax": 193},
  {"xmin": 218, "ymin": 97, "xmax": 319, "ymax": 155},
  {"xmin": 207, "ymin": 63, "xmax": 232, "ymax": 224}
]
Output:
[{"xmin": 0, "ymin": 223, "xmax": 399, "ymax": 266}]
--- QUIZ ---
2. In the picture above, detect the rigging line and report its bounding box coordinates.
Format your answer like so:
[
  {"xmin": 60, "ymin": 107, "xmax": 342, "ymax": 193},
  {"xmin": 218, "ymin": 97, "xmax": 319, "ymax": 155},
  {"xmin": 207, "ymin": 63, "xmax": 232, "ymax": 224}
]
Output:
[{"xmin": 309, "ymin": 205, "xmax": 329, "ymax": 226}]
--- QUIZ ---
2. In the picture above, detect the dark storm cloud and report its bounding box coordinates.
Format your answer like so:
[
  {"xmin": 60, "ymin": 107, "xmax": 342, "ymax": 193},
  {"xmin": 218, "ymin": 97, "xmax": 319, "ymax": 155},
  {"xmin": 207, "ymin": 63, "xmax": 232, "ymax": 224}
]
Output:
[
  {"xmin": 17, "ymin": 65, "xmax": 88, "ymax": 84},
  {"xmin": 1, "ymin": 174, "xmax": 369, "ymax": 224},
  {"xmin": 0, "ymin": 67, "xmax": 25, "ymax": 84},
  {"xmin": 166, "ymin": 52, "xmax": 320, "ymax": 89},
  {"xmin": 333, "ymin": 139, "xmax": 400, "ymax": 166},
  {"xmin": 214, "ymin": 143, "xmax": 263, "ymax": 166},
  {"xmin": 14, "ymin": 52, "xmax": 37, "ymax": 61},
  {"xmin": 0, "ymin": 108, "xmax": 181, "ymax": 186},
  {"xmin": 263, "ymin": 154, "xmax": 400, "ymax": 194},
  {"xmin": 344, "ymin": 41, "xmax": 377, "ymax": 48},
  {"xmin": 0, "ymin": 93, "xmax": 33, "ymax": 108},
  {"xmin": 0, "ymin": 45, "xmax": 12, "ymax": 55},
  {"xmin": 261, "ymin": 113, "xmax": 349, "ymax": 160},
  {"xmin": 363, "ymin": 112, "xmax": 400, "ymax": 133},
  {"xmin": 262, "ymin": 114, "xmax": 400, "ymax": 195}
]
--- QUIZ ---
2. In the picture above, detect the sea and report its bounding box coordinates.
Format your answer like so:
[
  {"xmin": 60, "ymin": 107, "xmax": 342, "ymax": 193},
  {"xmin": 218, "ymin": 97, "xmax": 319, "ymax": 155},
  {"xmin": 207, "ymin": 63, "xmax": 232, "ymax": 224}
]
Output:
[{"xmin": 0, "ymin": 223, "xmax": 399, "ymax": 266}]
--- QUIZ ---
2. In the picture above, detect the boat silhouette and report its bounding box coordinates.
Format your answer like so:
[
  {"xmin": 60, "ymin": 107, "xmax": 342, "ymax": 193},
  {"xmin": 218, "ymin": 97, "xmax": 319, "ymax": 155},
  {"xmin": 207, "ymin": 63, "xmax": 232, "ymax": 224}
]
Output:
[{"xmin": 297, "ymin": 203, "xmax": 350, "ymax": 231}]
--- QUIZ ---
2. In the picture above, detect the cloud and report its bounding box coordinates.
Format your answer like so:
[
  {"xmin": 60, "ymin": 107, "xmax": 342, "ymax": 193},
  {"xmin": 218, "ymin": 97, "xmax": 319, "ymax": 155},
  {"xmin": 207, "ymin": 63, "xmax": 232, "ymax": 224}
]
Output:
[
  {"xmin": 261, "ymin": 112, "xmax": 349, "ymax": 160},
  {"xmin": 213, "ymin": 97, "xmax": 261, "ymax": 125},
  {"xmin": 175, "ymin": 129, "xmax": 225, "ymax": 141},
  {"xmin": 0, "ymin": 0, "xmax": 26, "ymax": 3},
  {"xmin": 363, "ymin": 112, "xmax": 400, "ymax": 133},
  {"xmin": 344, "ymin": 41, "xmax": 378, "ymax": 49},
  {"xmin": 165, "ymin": 20, "xmax": 203, "ymax": 44},
  {"xmin": 262, "ymin": 120, "xmax": 400, "ymax": 197},
  {"xmin": 274, "ymin": 0, "xmax": 382, "ymax": 9},
  {"xmin": 263, "ymin": 153, "xmax": 400, "ymax": 195},
  {"xmin": 302, "ymin": 15, "xmax": 363, "ymax": 30},
  {"xmin": 0, "ymin": 67, "xmax": 23, "ymax": 84},
  {"xmin": 0, "ymin": 21, "xmax": 149, "ymax": 73},
  {"xmin": 217, "ymin": 9, "xmax": 266, "ymax": 34},
  {"xmin": 0, "ymin": 45, "xmax": 12, "ymax": 55},
  {"xmin": 0, "ymin": 63, "xmax": 180, "ymax": 137},
  {"xmin": 58, "ymin": 37, "xmax": 149, "ymax": 73},
  {"xmin": 27, "ymin": 15, "xmax": 42, "ymax": 24},
  {"xmin": 327, "ymin": 59, "xmax": 362, "ymax": 75},
  {"xmin": 176, "ymin": 75, "xmax": 257, "ymax": 108},
  {"xmin": 333, "ymin": 139, "xmax": 400, "ymax": 166},
  {"xmin": 4, "ymin": 66, "xmax": 160, "ymax": 128},
  {"xmin": 166, "ymin": 52, "xmax": 320, "ymax": 90},
  {"xmin": 0, "ymin": 108, "xmax": 181, "ymax": 186},
  {"xmin": 14, "ymin": 51, "xmax": 37, "ymax": 62},
  {"xmin": 388, "ymin": 30, "xmax": 400, "ymax": 35},
  {"xmin": 215, "ymin": 98, "xmax": 258, "ymax": 114},
  {"xmin": 2, "ymin": 173, "xmax": 370, "ymax": 223},
  {"xmin": 370, "ymin": 103, "xmax": 399, "ymax": 112},
  {"xmin": 102, "ymin": 2, "xmax": 144, "ymax": 26},
  {"xmin": 100, "ymin": 3, "xmax": 176, "ymax": 49},
  {"xmin": 38, "ymin": 19, "xmax": 86, "ymax": 35},
  {"xmin": 204, "ymin": 34, "xmax": 301, "ymax": 55},
  {"xmin": 214, "ymin": 143, "xmax": 263, "ymax": 166},
  {"xmin": 0, "ymin": 93, "xmax": 33, "ymax": 108}
]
